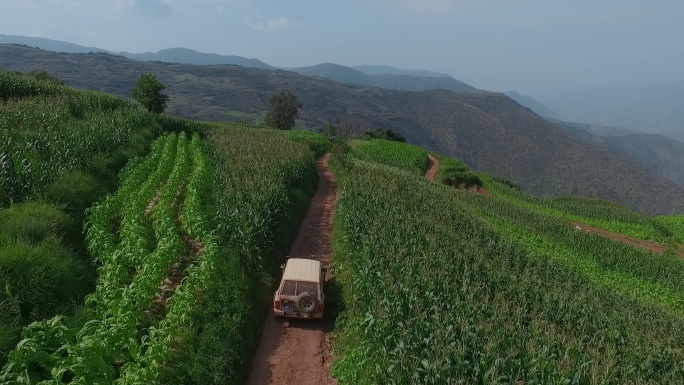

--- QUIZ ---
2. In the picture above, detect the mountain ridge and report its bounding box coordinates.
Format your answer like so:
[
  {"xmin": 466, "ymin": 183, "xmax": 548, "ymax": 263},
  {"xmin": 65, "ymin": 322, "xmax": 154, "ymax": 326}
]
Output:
[
  {"xmin": 2, "ymin": 44, "xmax": 684, "ymax": 215},
  {"xmin": 291, "ymin": 63, "xmax": 479, "ymax": 93}
]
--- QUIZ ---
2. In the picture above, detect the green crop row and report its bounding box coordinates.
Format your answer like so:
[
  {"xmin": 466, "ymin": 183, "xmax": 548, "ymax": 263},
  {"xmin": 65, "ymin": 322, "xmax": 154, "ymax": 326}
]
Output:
[
  {"xmin": 486, "ymin": 216, "xmax": 684, "ymax": 312},
  {"xmin": 0, "ymin": 70, "xmax": 165, "ymax": 368},
  {"xmin": 350, "ymin": 139, "xmax": 428, "ymax": 175},
  {"xmin": 454, "ymin": 189, "xmax": 684, "ymax": 298},
  {"xmin": 484, "ymin": 175, "xmax": 675, "ymax": 244},
  {"xmin": 329, "ymin": 156, "xmax": 684, "ymax": 384},
  {"xmin": 657, "ymin": 215, "xmax": 684, "ymax": 244},
  {"xmin": 0, "ymin": 132, "xmax": 196, "ymax": 384},
  {"xmin": 0, "ymin": 68, "xmax": 63, "ymax": 101},
  {"xmin": 158, "ymin": 127, "xmax": 321, "ymax": 384}
]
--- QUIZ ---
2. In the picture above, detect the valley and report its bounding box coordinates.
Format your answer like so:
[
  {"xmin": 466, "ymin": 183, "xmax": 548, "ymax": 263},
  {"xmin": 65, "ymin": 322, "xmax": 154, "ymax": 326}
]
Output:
[{"xmin": 2, "ymin": 68, "xmax": 684, "ymax": 384}]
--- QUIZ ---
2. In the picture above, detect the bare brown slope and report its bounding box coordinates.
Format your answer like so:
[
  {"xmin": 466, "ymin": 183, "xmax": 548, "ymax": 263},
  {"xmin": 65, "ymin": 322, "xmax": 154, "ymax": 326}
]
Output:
[{"xmin": 246, "ymin": 154, "xmax": 337, "ymax": 385}]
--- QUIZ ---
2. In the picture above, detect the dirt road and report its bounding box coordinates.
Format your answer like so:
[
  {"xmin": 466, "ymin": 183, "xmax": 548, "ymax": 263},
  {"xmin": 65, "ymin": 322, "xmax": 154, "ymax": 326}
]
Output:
[
  {"xmin": 246, "ymin": 154, "xmax": 337, "ymax": 385},
  {"xmin": 426, "ymin": 155, "xmax": 439, "ymax": 181},
  {"xmin": 572, "ymin": 222, "xmax": 684, "ymax": 258}
]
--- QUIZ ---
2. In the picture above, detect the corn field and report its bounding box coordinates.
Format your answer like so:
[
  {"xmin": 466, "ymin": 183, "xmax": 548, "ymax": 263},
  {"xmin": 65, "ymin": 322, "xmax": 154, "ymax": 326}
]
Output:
[
  {"xmin": 0, "ymin": 132, "xmax": 219, "ymax": 383},
  {"xmin": 0, "ymin": 69, "xmax": 161, "ymax": 207},
  {"xmin": 486, "ymin": 176, "xmax": 675, "ymax": 244},
  {"xmin": 329, "ymin": 153, "xmax": 684, "ymax": 384},
  {"xmin": 157, "ymin": 127, "xmax": 320, "ymax": 384},
  {"xmin": 350, "ymin": 139, "xmax": 429, "ymax": 175}
]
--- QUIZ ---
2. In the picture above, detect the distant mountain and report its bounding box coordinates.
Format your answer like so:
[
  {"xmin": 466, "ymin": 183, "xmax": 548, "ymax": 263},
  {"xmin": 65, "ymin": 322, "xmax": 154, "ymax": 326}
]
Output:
[
  {"xmin": 505, "ymin": 91, "xmax": 559, "ymax": 119},
  {"xmin": 557, "ymin": 122, "xmax": 684, "ymax": 188},
  {"xmin": 545, "ymin": 81, "xmax": 684, "ymax": 143},
  {"xmin": 292, "ymin": 63, "xmax": 479, "ymax": 93},
  {"xmin": 0, "ymin": 33, "xmax": 108, "ymax": 54},
  {"xmin": 291, "ymin": 63, "xmax": 371, "ymax": 84},
  {"xmin": 4, "ymin": 44, "xmax": 684, "ymax": 215},
  {"xmin": 0, "ymin": 34, "xmax": 273, "ymax": 69},
  {"xmin": 352, "ymin": 64, "xmax": 450, "ymax": 78},
  {"xmin": 118, "ymin": 48, "xmax": 273, "ymax": 69}
]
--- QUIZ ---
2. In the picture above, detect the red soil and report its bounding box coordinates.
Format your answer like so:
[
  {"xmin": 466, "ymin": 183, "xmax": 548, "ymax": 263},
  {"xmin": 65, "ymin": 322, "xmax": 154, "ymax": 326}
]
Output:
[
  {"xmin": 426, "ymin": 155, "xmax": 439, "ymax": 181},
  {"xmin": 246, "ymin": 154, "xmax": 338, "ymax": 385}
]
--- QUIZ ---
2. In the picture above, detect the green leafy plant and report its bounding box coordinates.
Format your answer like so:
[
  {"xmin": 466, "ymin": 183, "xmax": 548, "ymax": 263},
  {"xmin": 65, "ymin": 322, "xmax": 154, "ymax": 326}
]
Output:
[
  {"xmin": 264, "ymin": 90, "xmax": 301, "ymax": 130},
  {"xmin": 130, "ymin": 73, "xmax": 169, "ymax": 114}
]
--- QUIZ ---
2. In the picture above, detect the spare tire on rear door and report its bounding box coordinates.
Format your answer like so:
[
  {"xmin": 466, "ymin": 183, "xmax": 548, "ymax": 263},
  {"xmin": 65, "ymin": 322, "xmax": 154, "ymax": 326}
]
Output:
[{"xmin": 295, "ymin": 291, "xmax": 317, "ymax": 313}]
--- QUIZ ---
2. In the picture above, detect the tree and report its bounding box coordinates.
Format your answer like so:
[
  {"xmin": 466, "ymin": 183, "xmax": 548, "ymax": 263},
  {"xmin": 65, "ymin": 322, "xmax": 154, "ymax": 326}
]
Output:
[
  {"xmin": 362, "ymin": 128, "xmax": 406, "ymax": 142},
  {"xmin": 265, "ymin": 90, "xmax": 301, "ymax": 130},
  {"xmin": 130, "ymin": 73, "xmax": 169, "ymax": 114}
]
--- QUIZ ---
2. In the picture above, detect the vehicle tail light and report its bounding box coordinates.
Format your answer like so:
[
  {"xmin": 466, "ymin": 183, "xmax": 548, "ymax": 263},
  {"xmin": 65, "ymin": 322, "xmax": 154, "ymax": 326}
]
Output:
[
  {"xmin": 318, "ymin": 304, "xmax": 323, "ymax": 312},
  {"xmin": 274, "ymin": 300, "xmax": 280, "ymax": 310}
]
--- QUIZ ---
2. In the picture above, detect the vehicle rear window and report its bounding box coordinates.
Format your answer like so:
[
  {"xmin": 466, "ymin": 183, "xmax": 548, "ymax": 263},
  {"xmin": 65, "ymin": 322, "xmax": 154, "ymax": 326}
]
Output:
[
  {"xmin": 281, "ymin": 281, "xmax": 318, "ymax": 296},
  {"xmin": 282, "ymin": 281, "xmax": 297, "ymax": 295}
]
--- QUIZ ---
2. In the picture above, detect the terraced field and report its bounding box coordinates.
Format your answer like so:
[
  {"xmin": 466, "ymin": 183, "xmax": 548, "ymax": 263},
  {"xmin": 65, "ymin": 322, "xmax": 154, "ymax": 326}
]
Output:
[
  {"xmin": 329, "ymin": 139, "xmax": 684, "ymax": 384},
  {"xmin": 4, "ymin": 69, "xmax": 684, "ymax": 384}
]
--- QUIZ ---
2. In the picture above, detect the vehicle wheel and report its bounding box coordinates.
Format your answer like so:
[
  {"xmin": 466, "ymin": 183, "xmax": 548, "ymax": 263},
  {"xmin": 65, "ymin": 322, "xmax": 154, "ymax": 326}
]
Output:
[{"xmin": 295, "ymin": 291, "xmax": 317, "ymax": 313}]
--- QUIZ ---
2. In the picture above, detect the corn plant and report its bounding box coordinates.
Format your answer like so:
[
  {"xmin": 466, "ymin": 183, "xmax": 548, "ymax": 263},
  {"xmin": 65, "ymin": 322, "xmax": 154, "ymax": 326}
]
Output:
[
  {"xmin": 329, "ymin": 151, "xmax": 684, "ymax": 384},
  {"xmin": 350, "ymin": 139, "xmax": 429, "ymax": 175}
]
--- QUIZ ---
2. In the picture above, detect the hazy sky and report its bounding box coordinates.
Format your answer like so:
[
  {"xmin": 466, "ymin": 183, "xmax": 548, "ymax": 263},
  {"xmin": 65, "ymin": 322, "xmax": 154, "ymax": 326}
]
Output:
[{"xmin": 3, "ymin": 0, "xmax": 684, "ymax": 97}]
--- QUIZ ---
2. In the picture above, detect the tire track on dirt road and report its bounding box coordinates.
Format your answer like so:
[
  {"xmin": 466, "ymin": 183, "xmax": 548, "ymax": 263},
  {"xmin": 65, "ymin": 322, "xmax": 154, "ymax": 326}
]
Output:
[{"xmin": 246, "ymin": 153, "xmax": 337, "ymax": 385}]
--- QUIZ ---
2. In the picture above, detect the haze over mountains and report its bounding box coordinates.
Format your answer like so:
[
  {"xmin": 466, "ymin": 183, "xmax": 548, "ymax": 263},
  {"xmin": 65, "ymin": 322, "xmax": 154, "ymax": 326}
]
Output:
[
  {"xmin": 5, "ymin": 33, "xmax": 682, "ymax": 147},
  {"xmin": 544, "ymin": 82, "xmax": 684, "ymax": 143},
  {"xmin": 3, "ymin": 43, "xmax": 684, "ymax": 215},
  {"xmin": 557, "ymin": 122, "xmax": 684, "ymax": 188}
]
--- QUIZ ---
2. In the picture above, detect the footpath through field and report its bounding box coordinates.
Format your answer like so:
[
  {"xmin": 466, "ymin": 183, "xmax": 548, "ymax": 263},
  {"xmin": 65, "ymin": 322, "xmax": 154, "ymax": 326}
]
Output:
[
  {"xmin": 426, "ymin": 155, "xmax": 439, "ymax": 181},
  {"xmin": 426, "ymin": 154, "xmax": 683, "ymax": 258},
  {"xmin": 571, "ymin": 222, "xmax": 684, "ymax": 258},
  {"xmin": 246, "ymin": 154, "xmax": 337, "ymax": 385}
]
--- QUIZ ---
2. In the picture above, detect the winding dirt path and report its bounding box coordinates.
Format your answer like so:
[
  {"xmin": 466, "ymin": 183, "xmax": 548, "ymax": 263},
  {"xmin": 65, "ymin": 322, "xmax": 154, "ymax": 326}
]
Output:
[
  {"xmin": 571, "ymin": 222, "xmax": 684, "ymax": 258},
  {"xmin": 246, "ymin": 154, "xmax": 337, "ymax": 385},
  {"xmin": 428, "ymin": 157, "xmax": 683, "ymax": 258},
  {"xmin": 426, "ymin": 155, "xmax": 439, "ymax": 181}
]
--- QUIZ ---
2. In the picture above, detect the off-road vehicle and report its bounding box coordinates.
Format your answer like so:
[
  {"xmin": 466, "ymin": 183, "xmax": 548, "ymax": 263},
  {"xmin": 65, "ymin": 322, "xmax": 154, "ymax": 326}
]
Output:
[{"xmin": 273, "ymin": 258, "xmax": 325, "ymax": 319}]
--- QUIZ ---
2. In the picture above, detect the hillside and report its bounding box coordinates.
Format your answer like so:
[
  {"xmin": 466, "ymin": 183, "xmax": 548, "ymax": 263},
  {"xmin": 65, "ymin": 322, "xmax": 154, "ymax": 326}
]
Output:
[
  {"xmin": 545, "ymin": 81, "xmax": 684, "ymax": 142},
  {"xmin": 4, "ymin": 72, "xmax": 684, "ymax": 383},
  {"xmin": 0, "ymin": 33, "xmax": 108, "ymax": 54},
  {"xmin": 505, "ymin": 91, "xmax": 559, "ymax": 119},
  {"xmin": 251, "ymin": 137, "xmax": 684, "ymax": 383},
  {"xmin": 292, "ymin": 63, "xmax": 479, "ymax": 93},
  {"xmin": 330, "ymin": 140, "xmax": 684, "ymax": 384},
  {"xmin": 558, "ymin": 122, "xmax": 684, "ymax": 188},
  {"xmin": 118, "ymin": 47, "xmax": 274, "ymax": 69},
  {"xmin": 352, "ymin": 64, "xmax": 450, "ymax": 78},
  {"xmin": 0, "ymin": 34, "xmax": 273, "ymax": 69},
  {"xmin": 0, "ymin": 69, "xmax": 321, "ymax": 382},
  {"xmin": 2, "ymin": 44, "xmax": 684, "ymax": 215}
]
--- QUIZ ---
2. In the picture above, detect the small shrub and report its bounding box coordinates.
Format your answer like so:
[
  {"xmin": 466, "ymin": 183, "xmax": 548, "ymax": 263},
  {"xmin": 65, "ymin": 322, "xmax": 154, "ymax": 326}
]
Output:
[
  {"xmin": 442, "ymin": 171, "xmax": 483, "ymax": 188},
  {"xmin": 45, "ymin": 171, "xmax": 106, "ymax": 220},
  {"xmin": 0, "ymin": 202, "xmax": 72, "ymax": 245},
  {"xmin": 0, "ymin": 238, "xmax": 87, "ymax": 320}
]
